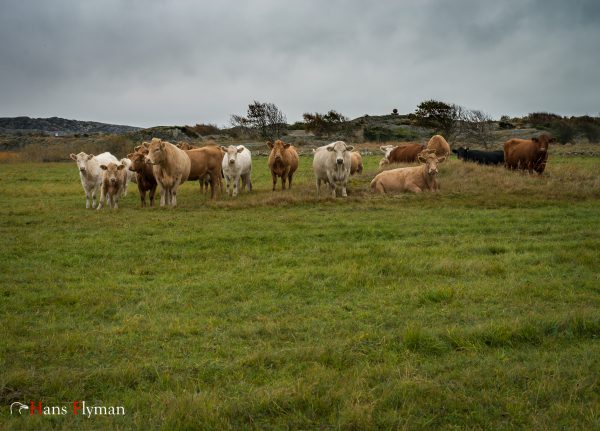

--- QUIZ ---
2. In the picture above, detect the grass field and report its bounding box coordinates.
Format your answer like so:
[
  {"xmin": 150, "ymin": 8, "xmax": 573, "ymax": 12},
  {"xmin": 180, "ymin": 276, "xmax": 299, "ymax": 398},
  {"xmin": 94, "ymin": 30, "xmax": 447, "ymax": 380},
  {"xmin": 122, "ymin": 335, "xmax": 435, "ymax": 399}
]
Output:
[{"xmin": 1, "ymin": 153, "xmax": 599, "ymax": 430}]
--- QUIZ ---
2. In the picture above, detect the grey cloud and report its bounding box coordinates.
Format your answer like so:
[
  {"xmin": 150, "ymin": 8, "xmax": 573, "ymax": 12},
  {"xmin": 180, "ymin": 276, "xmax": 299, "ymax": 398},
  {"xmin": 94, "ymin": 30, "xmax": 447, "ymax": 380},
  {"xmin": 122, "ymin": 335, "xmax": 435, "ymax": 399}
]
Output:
[{"xmin": 0, "ymin": 0, "xmax": 598, "ymax": 127}]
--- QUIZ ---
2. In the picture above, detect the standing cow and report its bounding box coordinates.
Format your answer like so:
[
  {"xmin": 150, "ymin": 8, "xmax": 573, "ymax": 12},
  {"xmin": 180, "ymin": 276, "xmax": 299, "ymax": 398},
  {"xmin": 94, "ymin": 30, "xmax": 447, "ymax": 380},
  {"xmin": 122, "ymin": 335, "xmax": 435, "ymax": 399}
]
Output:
[
  {"xmin": 97, "ymin": 162, "xmax": 127, "ymax": 210},
  {"xmin": 145, "ymin": 138, "xmax": 191, "ymax": 207},
  {"xmin": 267, "ymin": 140, "xmax": 299, "ymax": 191},
  {"xmin": 184, "ymin": 146, "xmax": 224, "ymax": 199},
  {"xmin": 504, "ymin": 134, "xmax": 554, "ymax": 174},
  {"xmin": 426, "ymin": 135, "xmax": 451, "ymax": 158},
  {"xmin": 221, "ymin": 145, "xmax": 252, "ymax": 197},
  {"xmin": 70, "ymin": 151, "xmax": 119, "ymax": 208},
  {"xmin": 127, "ymin": 145, "xmax": 157, "ymax": 207},
  {"xmin": 313, "ymin": 141, "xmax": 354, "ymax": 197}
]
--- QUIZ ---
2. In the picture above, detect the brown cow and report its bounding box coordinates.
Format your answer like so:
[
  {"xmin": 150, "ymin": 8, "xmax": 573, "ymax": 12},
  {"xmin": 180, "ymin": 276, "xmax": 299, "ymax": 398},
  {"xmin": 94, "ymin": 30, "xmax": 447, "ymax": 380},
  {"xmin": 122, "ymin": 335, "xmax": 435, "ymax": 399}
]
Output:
[
  {"xmin": 127, "ymin": 144, "xmax": 157, "ymax": 207},
  {"xmin": 267, "ymin": 140, "xmax": 299, "ymax": 191},
  {"xmin": 426, "ymin": 135, "xmax": 451, "ymax": 158},
  {"xmin": 385, "ymin": 143, "xmax": 426, "ymax": 165},
  {"xmin": 97, "ymin": 162, "xmax": 127, "ymax": 210},
  {"xmin": 350, "ymin": 151, "xmax": 363, "ymax": 175},
  {"xmin": 504, "ymin": 134, "xmax": 554, "ymax": 174},
  {"xmin": 145, "ymin": 138, "xmax": 191, "ymax": 207},
  {"xmin": 176, "ymin": 143, "xmax": 197, "ymax": 150},
  {"xmin": 184, "ymin": 145, "xmax": 224, "ymax": 199}
]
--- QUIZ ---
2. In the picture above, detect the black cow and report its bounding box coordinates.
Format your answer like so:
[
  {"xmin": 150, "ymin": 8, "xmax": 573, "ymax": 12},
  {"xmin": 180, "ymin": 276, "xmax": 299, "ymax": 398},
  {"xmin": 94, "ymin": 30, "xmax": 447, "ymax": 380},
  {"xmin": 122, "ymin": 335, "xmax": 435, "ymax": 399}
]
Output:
[{"xmin": 452, "ymin": 147, "xmax": 504, "ymax": 165}]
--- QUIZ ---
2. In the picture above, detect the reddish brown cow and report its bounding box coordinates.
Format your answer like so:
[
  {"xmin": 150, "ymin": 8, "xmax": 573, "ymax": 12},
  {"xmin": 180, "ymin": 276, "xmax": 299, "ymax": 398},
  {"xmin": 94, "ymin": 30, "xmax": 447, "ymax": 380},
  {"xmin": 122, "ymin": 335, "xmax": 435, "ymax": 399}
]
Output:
[
  {"xmin": 386, "ymin": 143, "xmax": 426, "ymax": 164},
  {"xmin": 127, "ymin": 144, "xmax": 157, "ymax": 207},
  {"xmin": 267, "ymin": 140, "xmax": 299, "ymax": 190},
  {"xmin": 504, "ymin": 134, "xmax": 554, "ymax": 174},
  {"xmin": 184, "ymin": 145, "xmax": 224, "ymax": 199}
]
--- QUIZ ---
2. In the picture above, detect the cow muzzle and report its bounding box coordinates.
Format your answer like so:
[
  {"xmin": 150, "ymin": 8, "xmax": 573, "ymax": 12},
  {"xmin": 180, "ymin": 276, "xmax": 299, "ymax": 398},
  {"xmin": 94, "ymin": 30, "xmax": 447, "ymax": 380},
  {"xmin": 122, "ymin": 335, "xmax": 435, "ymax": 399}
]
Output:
[
  {"xmin": 229, "ymin": 160, "xmax": 235, "ymax": 165},
  {"xmin": 336, "ymin": 159, "xmax": 343, "ymax": 165},
  {"xmin": 79, "ymin": 168, "xmax": 86, "ymax": 172}
]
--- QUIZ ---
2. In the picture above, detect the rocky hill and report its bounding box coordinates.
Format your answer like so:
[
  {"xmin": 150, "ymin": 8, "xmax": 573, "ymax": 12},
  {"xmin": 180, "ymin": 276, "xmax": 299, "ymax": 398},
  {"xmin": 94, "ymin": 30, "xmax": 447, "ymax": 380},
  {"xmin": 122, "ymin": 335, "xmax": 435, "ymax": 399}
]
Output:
[{"xmin": 0, "ymin": 116, "xmax": 141, "ymax": 135}]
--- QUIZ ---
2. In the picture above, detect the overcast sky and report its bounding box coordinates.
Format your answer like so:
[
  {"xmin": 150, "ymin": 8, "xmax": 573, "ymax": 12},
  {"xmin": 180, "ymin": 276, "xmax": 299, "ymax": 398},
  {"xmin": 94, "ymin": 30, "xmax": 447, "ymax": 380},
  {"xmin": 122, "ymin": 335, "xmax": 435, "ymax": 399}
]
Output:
[{"xmin": 0, "ymin": 0, "xmax": 599, "ymax": 128}]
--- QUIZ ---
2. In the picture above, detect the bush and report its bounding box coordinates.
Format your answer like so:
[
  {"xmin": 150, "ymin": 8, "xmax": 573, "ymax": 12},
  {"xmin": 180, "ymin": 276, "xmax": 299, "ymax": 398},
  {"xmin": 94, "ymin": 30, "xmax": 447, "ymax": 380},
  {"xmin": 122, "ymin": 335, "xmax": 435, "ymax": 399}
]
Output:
[
  {"xmin": 363, "ymin": 126, "xmax": 417, "ymax": 142},
  {"xmin": 550, "ymin": 121, "xmax": 575, "ymax": 144}
]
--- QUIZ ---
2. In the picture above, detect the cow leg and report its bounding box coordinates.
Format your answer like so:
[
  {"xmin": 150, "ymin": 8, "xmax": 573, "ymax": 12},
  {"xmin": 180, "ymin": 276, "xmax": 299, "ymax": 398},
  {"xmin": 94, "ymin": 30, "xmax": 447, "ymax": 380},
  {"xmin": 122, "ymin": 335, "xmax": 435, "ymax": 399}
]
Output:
[
  {"xmin": 330, "ymin": 184, "xmax": 337, "ymax": 198},
  {"xmin": 240, "ymin": 176, "xmax": 247, "ymax": 193},
  {"xmin": 113, "ymin": 195, "xmax": 119, "ymax": 210},
  {"xmin": 233, "ymin": 176, "xmax": 239, "ymax": 197},
  {"xmin": 171, "ymin": 188, "xmax": 177, "ymax": 207},
  {"xmin": 97, "ymin": 187, "xmax": 105, "ymax": 210},
  {"xmin": 341, "ymin": 185, "xmax": 348, "ymax": 197},
  {"xmin": 407, "ymin": 184, "xmax": 422, "ymax": 193},
  {"xmin": 225, "ymin": 175, "xmax": 232, "ymax": 196},
  {"xmin": 247, "ymin": 174, "xmax": 253, "ymax": 192},
  {"xmin": 140, "ymin": 190, "xmax": 146, "ymax": 207},
  {"xmin": 123, "ymin": 178, "xmax": 128, "ymax": 197},
  {"xmin": 85, "ymin": 190, "xmax": 91, "ymax": 209},
  {"xmin": 159, "ymin": 185, "xmax": 166, "ymax": 207},
  {"xmin": 288, "ymin": 173, "xmax": 293, "ymax": 189},
  {"xmin": 281, "ymin": 175, "xmax": 287, "ymax": 190},
  {"xmin": 149, "ymin": 186, "xmax": 156, "ymax": 207},
  {"xmin": 316, "ymin": 178, "xmax": 321, "ymax": 197},
  {"xmin": 272, "ymin": 173, "xmax": 278, "ymax": 191}
]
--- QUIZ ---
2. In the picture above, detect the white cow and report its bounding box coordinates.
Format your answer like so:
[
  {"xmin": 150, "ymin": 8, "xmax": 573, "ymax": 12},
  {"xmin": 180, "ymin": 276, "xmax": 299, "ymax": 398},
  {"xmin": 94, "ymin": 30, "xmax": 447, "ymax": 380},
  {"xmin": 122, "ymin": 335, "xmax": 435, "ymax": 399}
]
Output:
[
  {"xmin": 312, "ymin": 141, "xmax": 354, "ymax": 197},
  {"xmin": 119, "ymin": 158, "xmax": 137, "ymax": 197},
  {"xmin": 70, "ymin": 151, "xmax": 119, "ymax": 208},
  {"xmin": 220, "ymin": 145, "xmax": 252, "ymax": 197},
  {"xmin": 379, "ymin": 144, "xmax": 398, "ymax": 168}
]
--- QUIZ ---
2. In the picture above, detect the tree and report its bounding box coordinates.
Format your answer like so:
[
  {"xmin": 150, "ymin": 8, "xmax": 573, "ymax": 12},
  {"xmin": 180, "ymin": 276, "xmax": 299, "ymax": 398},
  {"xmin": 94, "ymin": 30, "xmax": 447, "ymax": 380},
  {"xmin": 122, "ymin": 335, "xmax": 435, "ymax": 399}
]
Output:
[
  {"xmin": 462, "ymin": 109, "xmax": 494, "ymax": 147},
  {"xmin": 303, "ymin": 110, "xmax": 349, "ymax": 137},
  {"xmin": 231, "ymin": 101, "xmax": 287, "ymax": 139},
  {"xmin": 414, "ymin": 100, "xmax": 462, "ymax": 139}
]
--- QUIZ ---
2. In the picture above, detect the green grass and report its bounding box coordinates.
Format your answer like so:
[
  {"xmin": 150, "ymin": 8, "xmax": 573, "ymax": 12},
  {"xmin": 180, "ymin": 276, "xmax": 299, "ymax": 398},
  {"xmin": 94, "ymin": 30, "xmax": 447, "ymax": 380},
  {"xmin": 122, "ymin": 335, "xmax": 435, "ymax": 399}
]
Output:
[{"xmin": 1, "ymin": 154, "xmax": 599, "ymax": 430}]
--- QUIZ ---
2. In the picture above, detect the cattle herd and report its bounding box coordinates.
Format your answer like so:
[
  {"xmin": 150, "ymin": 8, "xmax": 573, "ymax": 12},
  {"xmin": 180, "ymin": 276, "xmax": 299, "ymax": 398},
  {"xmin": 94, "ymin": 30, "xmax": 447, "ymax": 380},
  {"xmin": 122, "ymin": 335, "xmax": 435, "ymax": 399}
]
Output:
[{"xmin": 69, "ymin": 133, "xmax": 554, "ymax": 209}]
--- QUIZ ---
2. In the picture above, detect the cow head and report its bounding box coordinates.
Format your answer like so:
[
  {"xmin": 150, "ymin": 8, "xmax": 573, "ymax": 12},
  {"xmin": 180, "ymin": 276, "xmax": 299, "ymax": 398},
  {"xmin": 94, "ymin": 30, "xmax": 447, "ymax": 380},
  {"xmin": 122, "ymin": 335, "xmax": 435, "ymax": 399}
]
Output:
[
  {"xmin": 533, "ymin": 134, "xmax": 554, "ymax": 152},
  {"xmin": 379, "ymin": 145, "xmax": 397, "ymax": 158},
  {"xmin": 128, "ymin": 146, "xmax": 149, "ymax": 172},
  {"xmin": 100, "ymin": 162, "xmax": 125, "ymax": 184},
  {"xmin": 327, "ymin": 141, "xmax": 354, "ymax": 166},
  {"xmin": 418, "ymin": 150, "xmax": 445, "ymax": 175},
  {"xmin": 221, "ymin": 145, "xmax": 244, "ymax": 166},
  {"xmin": 145, "ymin": 138, "xmax": 166, "ymax": 165},
  {"xmin": 269, "ymin": 140, "xmax": 291, "ymax": 162},
  {"xmin": 452, "ymin": 147, "xmax": 469, "ymax": 160},
  {"xmin": 70, "ymin": 152, "xmax": 95, "ymax": 172}
]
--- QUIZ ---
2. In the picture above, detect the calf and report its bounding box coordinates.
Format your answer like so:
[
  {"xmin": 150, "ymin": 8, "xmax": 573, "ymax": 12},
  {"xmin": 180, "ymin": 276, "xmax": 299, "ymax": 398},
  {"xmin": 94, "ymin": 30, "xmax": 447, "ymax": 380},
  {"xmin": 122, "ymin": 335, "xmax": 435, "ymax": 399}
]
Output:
[
  {"xmin": 127, "ymin": 146, "xmax": 157, "ymax": 207},
  {"xmin": 221, "ymin": 145, "xmax": 252, "ymax": 197},
  {"xmin": 70, "ymin": 151, "xmax": 118, "ymax": 208},
  {"xmin": 371, "ymin": 150, "xmax": 445, "ymax": 193},
  {"xmin": 452, "ymin": 147, "xmax": 504, "ymax": 165},
  {"xmin": 313, "ymin": 141, "xmax": 354, "ymax": 197},
  {"xmin": 97, "ymin": 162, "xmax": 127, "ymax": 210},
  {"xmin": 267, "ymin": 140, "xmax": 299, "ymax": 191}
]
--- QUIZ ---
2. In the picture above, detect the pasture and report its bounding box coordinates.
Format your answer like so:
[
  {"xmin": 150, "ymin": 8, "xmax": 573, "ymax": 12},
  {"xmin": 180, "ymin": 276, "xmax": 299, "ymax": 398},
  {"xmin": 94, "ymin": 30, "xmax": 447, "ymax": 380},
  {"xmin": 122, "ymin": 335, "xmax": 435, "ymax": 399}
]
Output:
[{"xmin": 1, "ymin": 154, "xmax": 600, "ymax": 430}]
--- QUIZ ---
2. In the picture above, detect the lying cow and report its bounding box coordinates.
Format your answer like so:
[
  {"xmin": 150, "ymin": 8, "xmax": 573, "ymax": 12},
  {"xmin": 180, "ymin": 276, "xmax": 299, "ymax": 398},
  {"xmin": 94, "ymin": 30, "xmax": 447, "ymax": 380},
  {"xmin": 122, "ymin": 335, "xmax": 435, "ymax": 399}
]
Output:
[
  {"xmin": 267, "ymin": 140, "xmax": 299, "ymax": 191},
  {"xmin": 379, "ymin": 144, "xmax": 397, "ymax": 167},
  {"xmin": 70, "ymin": 151, "xmax": 119, "ymax": 208},
  {"xmin": 145, "ymin": 138, "xmax": 191, "ymax": 207},
  {"xmin": 452, "ymin": 147, "xmax": 504, "ymax": 165},
  {"xmin": 313, "ymin": 141, "xmax": 354, "ymax": 197},
  {"xmin": 382, "ymin": 143, "xmax": 426, "ymax": 166},
  {"xmin": 370, "ymin": 149, "xmax": 445, "ymax": 193},
  {"xmin": 426, "ymin": 135, "xmax": 451, "ymax": 158},
  {"xmin": 97, "ymin": 162, "xmax": 127, "ymax": 210},
  {"xmin": 350, "ymin": 151, "xmax": 363, "ymax": 175},
  {"xmin": 504, "ymin": 134, "xmax": 554, "ymax": 174},
  {"xmin": 221, "ymin": 145, "xmax": 252, "ymax": 197},
  {"xmin": 127, "ymin": 144, "xmax": 157, "ymax": 207}
]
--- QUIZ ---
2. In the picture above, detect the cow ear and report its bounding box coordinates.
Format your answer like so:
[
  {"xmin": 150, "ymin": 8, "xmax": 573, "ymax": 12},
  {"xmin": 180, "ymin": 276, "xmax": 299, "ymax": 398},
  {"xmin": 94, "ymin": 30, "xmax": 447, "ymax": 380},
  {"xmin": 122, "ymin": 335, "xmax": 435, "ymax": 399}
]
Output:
[
  {"xmin": 100, "ymin": 165, "xmax": 108, "ymax": 170},
  {"xmin": 532, "ymin": 137, "xmax": 539, "ymax": 143},
  {"xmin": 417, "ymin": 154, "xmax": 427, "ymax": 163},
  {"xmin": 117, "ymin": 164, "xmax": 125, "ymax": 170},
  {"xmin": 437, "ymin": 156, "xmax": 447, "ymax": 163},
  {"xmin": 283, "ymin": 143, "xmax": 290, "ymax": 149},
  {"xmin": 451, "ymin": 149, "xmax": 457, "ymax": 154},
  {"xmin": 379, "ymin": 146, "xmax": 387, "ymax": 153},
  {"xmin": 237, "ymin": 147, "xmax": 244, "ymax": 153},
  {"xmin": 87, "ymin": 154, "xmax": 94, "ymax": 160},
  {"xmin": 346, "ymin": 145, "xmax": 354, "ymax": 152},
  {"xmin": 134, "ymin": 145, "xmax": 141, "ymax": 152},
  {"xmin": 126, "ymin": 153, "xmax": 134, "ymax": 159},
  {"xmin": 266, "ymin": 141, "xmax": 274, "ymax": 149},
  {"xmin": 159, "ymin": 142, "xmax": 165, "ymax": 149},
  {"xmin": 327, "ymin": 146, "xmax": 334, "ymax": 152},
  {"xmin": 70, "ymin": 153, "xmax": 77, "ymax": 160},
  {"xmin": 220, "ymin": 146, "xmax": 227, "ymax": 151}
]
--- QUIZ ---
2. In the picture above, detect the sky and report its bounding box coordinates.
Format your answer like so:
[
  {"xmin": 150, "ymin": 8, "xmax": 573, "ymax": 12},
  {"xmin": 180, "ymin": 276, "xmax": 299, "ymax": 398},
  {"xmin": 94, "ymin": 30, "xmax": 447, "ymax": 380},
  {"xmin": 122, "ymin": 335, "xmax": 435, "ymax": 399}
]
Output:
[{"xmin": 0, "ymin": 0, "xmax": 599, "ymax": 128}]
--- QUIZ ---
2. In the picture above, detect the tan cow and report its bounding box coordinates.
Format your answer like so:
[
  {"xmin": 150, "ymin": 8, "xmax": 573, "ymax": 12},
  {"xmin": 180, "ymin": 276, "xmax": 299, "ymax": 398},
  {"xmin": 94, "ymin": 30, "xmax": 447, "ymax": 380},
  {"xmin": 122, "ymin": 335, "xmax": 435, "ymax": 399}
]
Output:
[
  {"xmin": 267, "ymin": 140, "xmax": 299, "ymax": 191},
  {"xmin": 370, "ymin": 149, "xmax": 446, "ymax": 193},
  {"xmin": 97, "ymin": 162, "xmax": 127, "ymax": 210},
  {"xmin": 184, "ymin": 145, "xmax": 224, "ymax": 199},
  {"xmin": 350, "ymin": 151, "xmax": 363, "ymax": 175},
  {"xmin": 426, "ymin": 135, "xmax": 451, "ymax": 158},
  {"xmin": 504, "ymin": 134, "xmax": 554, "ymax": 174},
  {"xmin": 145, "ymin": 138, "xmax": 191, "ymax": 207}
]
